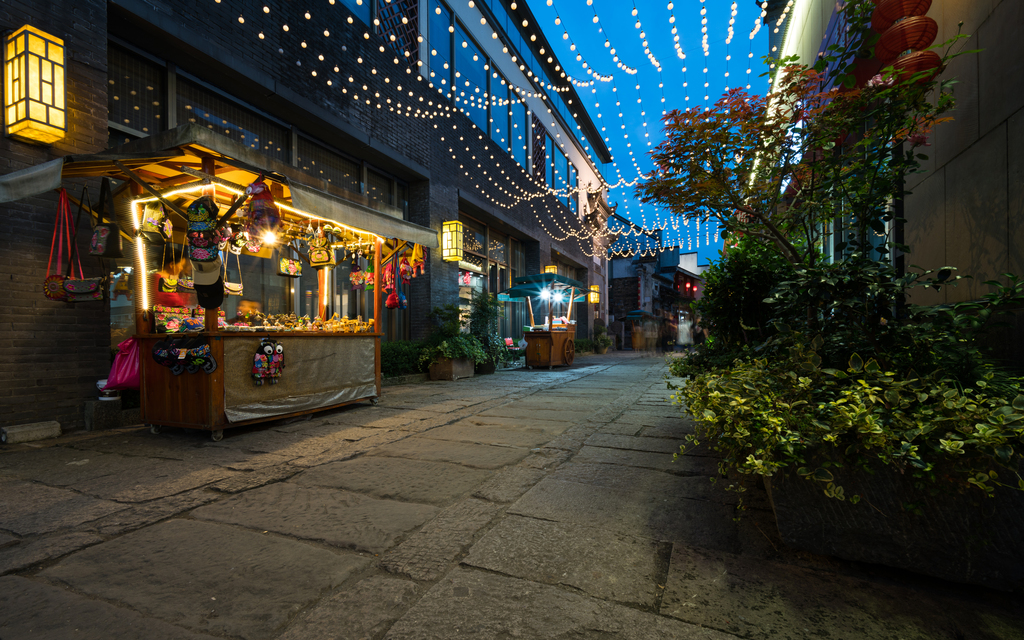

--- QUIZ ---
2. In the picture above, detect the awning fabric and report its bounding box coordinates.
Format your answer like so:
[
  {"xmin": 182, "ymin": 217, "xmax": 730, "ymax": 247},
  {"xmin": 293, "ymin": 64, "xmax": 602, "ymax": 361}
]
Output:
[
  {"xmin": 0, "ymin": 158, "xmax": 64, "ymax": 203},
  {"xmin": 0, "ymin": 124, "xmax": 438, "ymax": 248}
]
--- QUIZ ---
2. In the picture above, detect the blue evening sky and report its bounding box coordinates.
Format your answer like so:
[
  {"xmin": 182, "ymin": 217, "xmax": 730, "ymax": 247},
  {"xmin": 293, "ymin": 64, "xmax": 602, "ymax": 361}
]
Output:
[{"xmin": 530, "ymin": 0, "xmax": 772, "ymax": 264}]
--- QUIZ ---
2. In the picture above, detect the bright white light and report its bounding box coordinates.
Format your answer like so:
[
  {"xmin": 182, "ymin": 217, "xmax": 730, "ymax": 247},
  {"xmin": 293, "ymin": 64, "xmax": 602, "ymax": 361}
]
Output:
[
  {"xmin": 553, "ymin": 292, "xmax": 564, "ymax": 303},
  {"xmin": 540, "ymin": 289, "xmax": 552, "ymax": 300}
]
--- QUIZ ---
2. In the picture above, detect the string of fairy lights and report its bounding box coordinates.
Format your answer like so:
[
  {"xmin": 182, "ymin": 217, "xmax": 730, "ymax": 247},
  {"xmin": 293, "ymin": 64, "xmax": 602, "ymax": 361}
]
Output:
[{"xmin": 212, "ymin": 0, "xmax": 771, "ymax": 257}]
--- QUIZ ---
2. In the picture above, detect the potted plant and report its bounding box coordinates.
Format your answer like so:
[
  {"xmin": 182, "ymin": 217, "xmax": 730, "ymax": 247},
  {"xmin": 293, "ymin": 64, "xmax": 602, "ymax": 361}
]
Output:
[
  {"xmin": 469, "ymin": 291, "xmax": 505, "ymax": 374},
  {"xmin": 419, "ymin": 304, "xmax": 488, "ymax": 380},
  {"xmin": 593, "ymin": 319, "xmax": 612, "ymax": 354},
  {"xmin": 642, "ymin": 6, "xmax": 1024, "ymax": 588}
]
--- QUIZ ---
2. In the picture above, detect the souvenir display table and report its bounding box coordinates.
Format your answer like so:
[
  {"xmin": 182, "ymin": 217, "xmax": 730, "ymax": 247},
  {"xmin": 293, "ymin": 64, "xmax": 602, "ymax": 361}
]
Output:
[{"xmin": 499, "ymin": 273, "xmax": 589, "ymax": 369}]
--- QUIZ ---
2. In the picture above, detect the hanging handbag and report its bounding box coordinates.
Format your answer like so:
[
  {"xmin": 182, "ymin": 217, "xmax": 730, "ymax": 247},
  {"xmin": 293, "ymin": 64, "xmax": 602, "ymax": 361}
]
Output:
[
  {"xmin": 89, "ymin": 178, "xmax": 123, "ymax": 258},
  {"xmin": 140, "ymin": 202, "xmax": 172, "ymax": 244},
  {"xmin": 44, "ymin": 189, "xmax": 72, "ymax": 301},
  {"xmin": 224, "ymin": 251, "xmax": 243, "ymax": 296},
  {"xmin": 63, "ymin": 190, "xmax": 104, "ymax": 303},
  {"xmin": 385, "ymin": 258, "xmax": 399, "ymax": 309},
  {"xmin": 277, "ymin": 242, "xmax": 302, "ymax": 278},
  {"xmin": 307, "ymin": 226, "xmax": 335, "ymax": 269}
]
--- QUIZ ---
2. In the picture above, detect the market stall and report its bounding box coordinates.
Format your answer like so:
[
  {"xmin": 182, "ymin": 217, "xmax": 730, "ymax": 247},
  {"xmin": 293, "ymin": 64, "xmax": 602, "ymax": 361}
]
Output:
[
  {"xmin": 624, "ymin": 310, "xmax": 662, "ymax": 351},
  {"xmin": 0, "ymin": 125, "xmax": 438, "ymax": 440},
  {"xmin": 500, "ymin": 273, "xmax": 588, "ymax": 369}
]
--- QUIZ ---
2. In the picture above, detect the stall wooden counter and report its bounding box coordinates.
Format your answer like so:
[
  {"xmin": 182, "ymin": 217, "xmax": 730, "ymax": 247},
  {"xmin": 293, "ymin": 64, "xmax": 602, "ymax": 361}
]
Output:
[{"xmin": 139, "ymin": 329, "xmax": 382, "ymax": 441}]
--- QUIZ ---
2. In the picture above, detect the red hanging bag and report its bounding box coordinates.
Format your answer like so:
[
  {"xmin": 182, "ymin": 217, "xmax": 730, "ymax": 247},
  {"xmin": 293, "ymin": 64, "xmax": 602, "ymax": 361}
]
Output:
[
  {"xmin": 43, "ymin": 189, "xmax": 71, "ymax": 301},
  {"xmin": 104, "ymin": 337, "xmax": 141, "ymax": 391}
]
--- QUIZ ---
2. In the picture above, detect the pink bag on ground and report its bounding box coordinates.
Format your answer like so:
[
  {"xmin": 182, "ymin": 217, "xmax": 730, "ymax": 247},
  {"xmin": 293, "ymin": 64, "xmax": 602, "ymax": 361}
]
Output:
[{"xmin": 104, "ymin": 337, "xmax": 141, "ymax": 390}]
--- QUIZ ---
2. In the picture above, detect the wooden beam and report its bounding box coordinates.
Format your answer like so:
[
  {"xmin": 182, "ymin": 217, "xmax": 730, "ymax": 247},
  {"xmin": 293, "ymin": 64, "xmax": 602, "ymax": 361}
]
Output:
[{"xmin": 113, "ymin": 160, "xmax": 190, "ymax": 220}]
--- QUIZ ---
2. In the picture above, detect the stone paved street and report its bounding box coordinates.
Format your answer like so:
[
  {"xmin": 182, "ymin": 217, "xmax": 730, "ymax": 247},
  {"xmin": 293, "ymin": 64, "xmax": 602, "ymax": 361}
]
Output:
[{"xmin": 1, "ymin": 353, "xmax": 1022, "ymax": 639}]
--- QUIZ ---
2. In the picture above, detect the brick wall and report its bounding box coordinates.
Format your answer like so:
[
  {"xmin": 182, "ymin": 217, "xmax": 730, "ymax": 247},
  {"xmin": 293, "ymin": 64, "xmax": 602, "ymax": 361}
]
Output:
[{"xmin": 0, "ymin": 0, "xmax": 110, "ymax": 429}]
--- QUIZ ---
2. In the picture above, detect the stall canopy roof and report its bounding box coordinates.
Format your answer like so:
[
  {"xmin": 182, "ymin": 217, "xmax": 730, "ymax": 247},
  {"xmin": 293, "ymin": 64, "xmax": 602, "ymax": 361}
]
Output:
[
  {"xmin": 0, "ymin": 124, "xmax": 438, "ymax": 248},
  {"xmin": 500, "ymin": 273, "xmax": 588, "ymax": 301}
]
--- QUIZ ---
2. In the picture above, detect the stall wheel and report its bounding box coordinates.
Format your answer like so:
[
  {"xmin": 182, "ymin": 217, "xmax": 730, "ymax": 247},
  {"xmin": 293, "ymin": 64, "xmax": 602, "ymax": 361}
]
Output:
[
  {"xmin": 564, "ymin": 340, "xmax": 575, "ymax": 366},
  {"xmin": 370, "ymin": 397, "xmax": 380, "ymax": 406},
  {"xmin": 210, "ymin": 430, "xmax": 224, "ymax": 442},
  {"xmin": 149, "ymin": 425, "xmax": 162, "ymax": 435}
]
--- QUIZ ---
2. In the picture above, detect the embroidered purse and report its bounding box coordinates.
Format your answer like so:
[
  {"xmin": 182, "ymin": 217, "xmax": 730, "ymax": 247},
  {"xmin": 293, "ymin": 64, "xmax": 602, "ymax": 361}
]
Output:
[
  {"xmin": 277, "ymin": 243, "xmax": 302, "ymax": 278},
  {"xmin": 224, "ymin": 252, "xmax": 243, "ymax": 296},
  {"xmin": 44, "ymin": 190, "xmax": 72, "ymax": 301},
  {"xmin": 307, "ymin": 228, "xmax": 335, "ymax": 269},
  {"xmin": 62, "ymin": 189, "xmax": 105, "ymax": 303},
  {"xmin": 88, "ymin": 178, "xmax": 123, "ymax": 258}
]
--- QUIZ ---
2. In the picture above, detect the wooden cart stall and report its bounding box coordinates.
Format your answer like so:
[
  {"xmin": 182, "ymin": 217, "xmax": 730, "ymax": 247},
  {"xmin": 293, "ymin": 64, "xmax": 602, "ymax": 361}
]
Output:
[
  {"xmin": 0, "ymin": 125, "xmax": 439, "ymax": 440},
  {"xmin": 500, "ymin": 273, "xmax": 589, "ymax": 369}
]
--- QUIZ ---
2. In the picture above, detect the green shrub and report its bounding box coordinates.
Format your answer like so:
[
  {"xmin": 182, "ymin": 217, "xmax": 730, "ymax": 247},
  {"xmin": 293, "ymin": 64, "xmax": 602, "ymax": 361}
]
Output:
[
  {"xmin": 676, "ymin": 330, "xmax": 1024, "ymax": 502},
  {"xmin": 381, "ymin": 341, "xmax": 426, "ymax": 378},
  {"xmin": 419, "ymin": 335, "xmax": 488, "ymax": 367},
  {"xmin": 574, "ymin": 338, "xmax": 594, "ymax": 354}
]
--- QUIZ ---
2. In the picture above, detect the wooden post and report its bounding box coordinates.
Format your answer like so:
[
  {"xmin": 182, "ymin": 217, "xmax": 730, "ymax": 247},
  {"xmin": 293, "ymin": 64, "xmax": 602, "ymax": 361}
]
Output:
[
  {"xmin": 374, "ymin": 238, "xmax": 382, "ymax": 332},
  {"xmin": 128, "ymin": 181, "xmax": 150, "ymax": 337},
  {"xmin": 526, "ymin": 296, "xmax": 535, "ymax": 327},
  {"xmin": 547, "ymin": 286, "xmax": 554, "ymax": 330},
  {"xmin": 202, "ymin": 157, "xmax": 219, "ymax": 332},
  {"xmin": 565, "ymin": 287, "xmax": 576, "ymax": 324},
  {"xmin": 317, "ymin": 267, "xmax": 327, "ymax": 320}
]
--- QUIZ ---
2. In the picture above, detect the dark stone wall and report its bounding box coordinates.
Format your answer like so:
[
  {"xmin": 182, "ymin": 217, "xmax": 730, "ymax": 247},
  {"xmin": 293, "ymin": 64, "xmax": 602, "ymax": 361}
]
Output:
[{"xmin": 0, "ymin": 0, "xmax": 110, "ymax": 429}]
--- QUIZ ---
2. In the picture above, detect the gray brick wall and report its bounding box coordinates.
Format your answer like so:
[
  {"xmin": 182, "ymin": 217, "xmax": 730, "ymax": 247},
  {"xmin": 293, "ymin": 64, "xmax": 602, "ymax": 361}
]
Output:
[{"xmin": 0, "ymin": 0, "xmax": 110, "ymax": 429}]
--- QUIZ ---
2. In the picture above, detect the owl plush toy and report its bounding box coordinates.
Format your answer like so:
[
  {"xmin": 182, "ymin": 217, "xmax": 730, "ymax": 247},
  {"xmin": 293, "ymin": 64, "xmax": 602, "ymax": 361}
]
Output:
[{"xmin": 252, "ymin": 338, "xmax": 285, "ymax": 386}]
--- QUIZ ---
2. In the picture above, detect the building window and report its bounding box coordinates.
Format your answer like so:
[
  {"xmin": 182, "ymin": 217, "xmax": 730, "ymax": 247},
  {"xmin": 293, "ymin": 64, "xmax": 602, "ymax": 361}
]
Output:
[
  {"xmin": 339, "ymin": 0, "xmax": 371, "ymax": 25},
  {"xmin": 490, "ymin": 72, "xmax": 510, "ymax": 151},
  {"xmin": 511, "ymin": 100, "xmax": 528, "ymax": 169},
  {"xmin": 366, "ymin": 168, "xmax": 394, "ymax": 207},
  {"xmin": 296, "ymin": 136, "xmax": 361, "ymax": 195},
  {"xmin": 177, "ymin": 77, "xmax": 291, "ymax": 164},
  {"xmin": 569, "ymin": 163, "xmax": 578, "ymax": 214},
  {"xmin": 429, "ymin": 0, "xmax": 453, "ymax": 96},
  {"xmin": 454, "ymin": 23, "xmax": 488, "ymax": 133},
  {"xmin": 376, "ymin": 0, "xmax": 419, "ymax": 66},
  {"xmin": 108, "ymin": 43, "xmax": 165, "ymax": 137}
]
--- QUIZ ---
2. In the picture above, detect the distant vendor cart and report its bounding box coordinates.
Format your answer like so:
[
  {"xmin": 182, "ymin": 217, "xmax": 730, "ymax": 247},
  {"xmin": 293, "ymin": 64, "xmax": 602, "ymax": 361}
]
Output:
[
  {"xmin": 624, "ymin": 310, "xmax": 662, "ymax": 351},
  {"xmin": 500, "ymin": 273, "xmax": 588, "ymax": 369}
]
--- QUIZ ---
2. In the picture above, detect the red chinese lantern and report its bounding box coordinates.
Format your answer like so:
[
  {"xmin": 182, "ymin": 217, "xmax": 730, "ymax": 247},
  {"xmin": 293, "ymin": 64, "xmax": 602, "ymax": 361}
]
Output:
[
  {"xmin": 871, "ymin": 0, "xmax": 932, "ymax": 33},
  {"xmin": 875, "ymin": 16, "xmax": 938, "ymax": 65},
  {"xmin": 891, "ymin": 50, "xmax": 942, "ymax": 80}
]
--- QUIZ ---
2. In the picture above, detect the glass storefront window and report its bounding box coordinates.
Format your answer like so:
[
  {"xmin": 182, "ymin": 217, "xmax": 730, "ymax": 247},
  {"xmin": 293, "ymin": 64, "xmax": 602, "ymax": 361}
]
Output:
[
  {"xmin": 339, "ymin": 0, "xmax": 371, "ymax": 25},
  {"xmin": 430, "ymin": 0, "xmax": 452, "ymax": 94},
  {"xmin": 108, "ymin": 43, "xmax": 165, "ymax": 136},
  {"xmin": 462, "ymin": 218, "xmax": 486, "ymax": 256},
  {"xmin": 455, "ymin": 23, "xmax": 488, "ymax": 132},
  {"xmin": 511, "ymin": 102, "xmax": 528, "ymax": 168}
]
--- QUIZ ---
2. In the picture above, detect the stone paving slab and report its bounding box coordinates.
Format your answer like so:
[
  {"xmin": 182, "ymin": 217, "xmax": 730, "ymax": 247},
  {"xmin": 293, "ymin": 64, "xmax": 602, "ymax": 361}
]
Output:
[
  {"xmin": 472, "ymin": 466, "xmax": 548, "ymax": 503},
  {"xmin": 475, "ymin": 406, "xmax": 593, "ymax": 422},
  {"xmin": 193, "ymin": 482, "xmax": 438, "ymax": 553},
  {"xmin": 0, "ymin": 532, "xmax": 15, "ymax": 547},
  {"xmin": 585, "ymin": 433, "xmax": 685, "ymax": 454},
  {"xmin": 463, "ymin": 515, "xmax": 666, "ymax": 608},
  {"xmin": 0, "ymin": 575, "xmax": 219, "ymax": 640},
  {"xmin": 660, "ymin": 546, "xmax": 1024, "ymax": 640},
  {"xmin": 73, "ymin": 460, "xmax": 238, "ymax": 503},
  {"xmin": 418, "ymin": 421, "xmax": 558, "ymax": 449},
  {"xmin": 0, "ymin": 532, "xmax": 103, "ymax": 575},
  {"xmin": 0, "ymin": 479, "xmax": 127, "ymax": 535},
  {"xmin": 639, "ymin": 422, "xmax": 696, "ymax": 439},
  {"xmin": 616, "ymin": 409, "xmax": 688, "ymax": 424},
  {"xmin": 571, "ymin": 446, "xmax": 705, "ymax": 475},
  {"xmin": 595, "ymin": 421, "xmax": 644, "ymax": 436},
  {"xmin": 383, "ymin": 567, "xmax": 739, "ymax": 640},
  {"xmin": 209, "ymin": 429, "xmax": 337, "ymax": 458},
  {"xmin": 279, "ymin": 575, "xmax": 420, "ymax": 640},
  {"xmin": 79, "ymin": 488, "xmax": 219, "ymax": 536},
  {"xmin": 459, "ymin": 414, "xmax": 572, "ymax": 433},
  {"xmin": 0, "ymin": 447, "xmax": 153, "ymax": 486},
  {"xmin": 293, "ymin": 456, "xmax": 492, "ymax": 505},
  {"xmin": 324, "ymin": 407, "xmax": 435, "ymax": 428},
  {"xmin": 509, "ymin": 478, "xmax": 740, "ymax": 552},
  {"xmin": 40, "ymin": 519, "xmax": 370, "ymax": 640},
  {"xmin": 381, "ymin": 498, "xmax": 501, "ymax": 581},
  {"xmin": 209, "ymin": 465, "xmax": 299, "ymax": 494},
  {"xmin": 367, "ymin": 437, "xmax": 530, "ymax": 470}
]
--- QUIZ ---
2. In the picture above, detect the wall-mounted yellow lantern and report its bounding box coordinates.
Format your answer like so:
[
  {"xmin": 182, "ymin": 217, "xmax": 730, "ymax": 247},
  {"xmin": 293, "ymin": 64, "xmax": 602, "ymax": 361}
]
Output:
[
  {"xmin": 4, "ymin": 25, "xmax": 65, "ymax": 145},
  {"xmin": 543, "ymin": 265, "xmax": 558, "ymax": 274},
  {"xmin": 588, "ymin": 284, "xmax": 600, "ymax": 304},
  {"xmin": 441, "ymin": 220, "xmax": 463, "ymax": 262}
]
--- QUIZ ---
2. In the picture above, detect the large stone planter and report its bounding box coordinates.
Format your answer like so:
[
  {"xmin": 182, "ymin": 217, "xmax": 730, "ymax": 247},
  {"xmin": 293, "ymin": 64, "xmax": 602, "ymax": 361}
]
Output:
[
  {"xmin": 594, "ymin": 345, "xmax": 609, "ymax": 355},
  {"xmin": 764, "ymin": 464, "xmax": 1024, "ymax": 590},
  {"xmin": 428, "ymin": 357, "xmax": 474, "ymax": 381}
]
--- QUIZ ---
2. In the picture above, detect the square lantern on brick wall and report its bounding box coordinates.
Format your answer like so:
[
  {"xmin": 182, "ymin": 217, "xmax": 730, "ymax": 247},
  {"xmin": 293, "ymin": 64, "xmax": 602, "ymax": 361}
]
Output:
[
  {"xmin": 441, "ymin": 220, "xmax": 463, "ymax": 262},
  {"xmin": 544, "ymin": 265, "xmax": 557, "ymax": 274},
  {"xmin": 588, "ymin": 284, "xmax": 600, "ymax": 304},
  {"xmin": 4, "ymin": 25, "xmax": 66, "ymax": 145}
]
